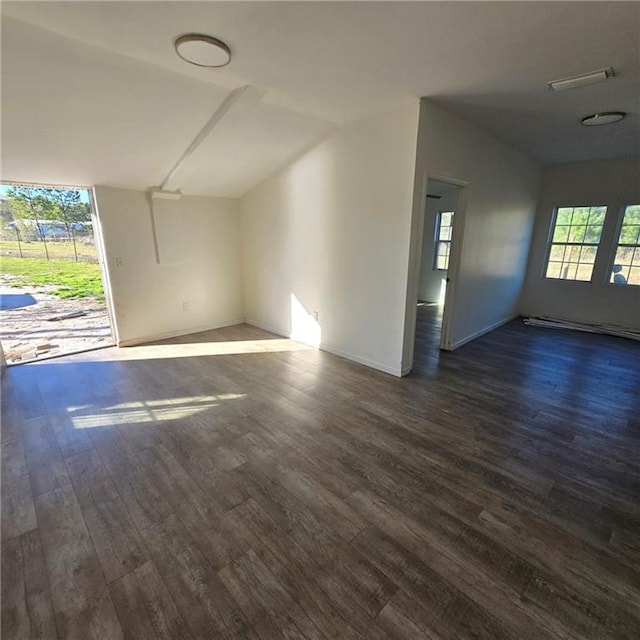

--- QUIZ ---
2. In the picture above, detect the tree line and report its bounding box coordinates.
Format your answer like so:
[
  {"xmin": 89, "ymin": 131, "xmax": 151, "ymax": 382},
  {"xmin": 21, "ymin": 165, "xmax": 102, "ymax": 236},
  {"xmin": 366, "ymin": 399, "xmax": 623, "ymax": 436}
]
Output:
[{"xmin": 1, "ymin": 186, "xmax": 93, "ymax": 261}]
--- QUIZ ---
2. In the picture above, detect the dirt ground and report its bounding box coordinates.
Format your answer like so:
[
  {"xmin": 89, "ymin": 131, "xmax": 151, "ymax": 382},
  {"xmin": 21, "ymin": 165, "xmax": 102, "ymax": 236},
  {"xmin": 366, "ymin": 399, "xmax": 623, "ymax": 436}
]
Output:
[{"xmin": 0, "ymin": 281, "xmax": 113, "ymax": 364}]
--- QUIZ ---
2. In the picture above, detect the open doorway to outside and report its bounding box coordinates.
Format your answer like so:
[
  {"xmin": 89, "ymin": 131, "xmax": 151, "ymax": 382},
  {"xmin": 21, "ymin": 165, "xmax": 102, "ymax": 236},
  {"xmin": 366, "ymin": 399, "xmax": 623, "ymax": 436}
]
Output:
[
  {"xmin": 413, "ymin": 178, "xmax": 463, "ymax": 371},
  {"xmin": 0, "ymin": 183, "xmax": 114, "ymax": 363}
]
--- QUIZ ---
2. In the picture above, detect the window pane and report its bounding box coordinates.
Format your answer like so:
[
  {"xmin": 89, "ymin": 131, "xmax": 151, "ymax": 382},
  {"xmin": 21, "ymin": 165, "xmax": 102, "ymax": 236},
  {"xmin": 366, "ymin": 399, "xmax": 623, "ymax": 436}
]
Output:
[
  {"xmin": 587, "ymin": 208, "xmax": 606, "ymax": 226},
  {"xmin": 572, "ymin": 208, "xmax": 591, "ymax": 225},
  {"xmin": 624, "ymin": 205, "xmax": 640, "ymax": 224},
  {"xmin": 619, "ymin": 224, "xmax": 640, "ymax": 245},
  {"xmin": 556, "ymin": 208, "xmax": 573, "ymax": 225},
  {"xmin": 546, "ymin": 262, "xmax": 562, "ymax": 278},
  {"xmin": 584, "ymin": 224, "xmax": 603, "ymax": 244},
  {"xmin": 440, "ymin": 211, "xmax": 453, "ymax": 227},
  {"xmin": 576, "ymin": 264, "xmax": 594, "ymax": 281},
  {"xmin": 435, "ymin": 236, "xmax": 451, "ymax": 270},
  {"xmin": 553, "ymin": 226, "xmax": 570, "ymax": 242},
  {"xmin": 615, "ymin": 246, "xmax": 633, "ymax": 265},
  {"xmin": 549, "ymin": 245, "xmax": 566, "ymax": 261},
  {"xmin": 611, "ymin": 264, "xmax": 628, "ymax": 284},
  {"xmin": 564, "ymin": 263, "xmax": 578, "ymax": 279},
  {"xmin": 611, "ymin": 206, "xmax": 640, "ymax": 286},
  {"xmin": 568, "ymin": 226, "xmax": 586, "ymax": 243},
  {"xmin": 566, "ymin": 245, "xmax": 581, "ymax": 261},
  {"xmin": 579, "ymin": 246, "xmax": 597, "ymax": 263}
]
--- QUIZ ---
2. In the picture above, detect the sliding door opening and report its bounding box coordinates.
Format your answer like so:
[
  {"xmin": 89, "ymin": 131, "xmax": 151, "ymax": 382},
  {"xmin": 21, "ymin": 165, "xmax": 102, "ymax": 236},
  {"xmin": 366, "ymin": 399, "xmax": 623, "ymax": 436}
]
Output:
[{"xmin": 0, "ymin": 182, "xmax": 114, "ymax": 363}]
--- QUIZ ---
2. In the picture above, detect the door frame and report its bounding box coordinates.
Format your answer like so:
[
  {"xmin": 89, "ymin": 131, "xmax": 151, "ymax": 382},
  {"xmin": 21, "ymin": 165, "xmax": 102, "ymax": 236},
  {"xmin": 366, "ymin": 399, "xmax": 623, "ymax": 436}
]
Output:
[
  {"xmin": 88, "ymin": 187, "xmax": 119, "ymax": 345},
  {"xmin": 0, "ymin": 179, "xmax": 118, "ymax": 352},
  {"xmin": 402, "ymin": 170, "xmax": 469, "ymax": 374}
]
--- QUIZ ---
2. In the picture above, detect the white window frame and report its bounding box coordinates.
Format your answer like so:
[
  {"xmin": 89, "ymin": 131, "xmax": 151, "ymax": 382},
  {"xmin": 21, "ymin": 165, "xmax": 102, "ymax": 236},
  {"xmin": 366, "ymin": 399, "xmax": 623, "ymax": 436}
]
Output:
[
  {"xmin": 543, "ymin": 204, "xmax": 607, "ymax": 283},
  {"xmin": 608, "ymin": 203, "xmax": 640, "ymax": 287},
  {"xmin": 434, "ymin": 211, "xmax": 454, "ymax": 271}
]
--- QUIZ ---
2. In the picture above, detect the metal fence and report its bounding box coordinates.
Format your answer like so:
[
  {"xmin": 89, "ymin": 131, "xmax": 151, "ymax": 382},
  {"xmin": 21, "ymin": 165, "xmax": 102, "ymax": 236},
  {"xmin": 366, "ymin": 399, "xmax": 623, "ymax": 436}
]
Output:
[{"xmin": 0, "ymin": 232, "xmax": 99, "ymax": 263}]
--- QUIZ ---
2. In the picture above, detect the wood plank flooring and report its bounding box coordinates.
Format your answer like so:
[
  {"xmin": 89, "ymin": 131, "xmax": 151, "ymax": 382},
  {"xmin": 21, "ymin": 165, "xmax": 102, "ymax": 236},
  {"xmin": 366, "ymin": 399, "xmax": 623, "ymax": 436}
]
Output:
[{"xmin": 2, "ymin": 307, "xmax": 639, "ymax": 639}]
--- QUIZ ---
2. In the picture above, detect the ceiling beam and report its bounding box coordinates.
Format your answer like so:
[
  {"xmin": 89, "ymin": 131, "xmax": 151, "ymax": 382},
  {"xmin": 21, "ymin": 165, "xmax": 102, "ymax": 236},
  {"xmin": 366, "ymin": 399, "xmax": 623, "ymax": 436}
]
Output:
[{"xmin": 160, "ymin": 84, "xmax": 266, "ymax": 191}]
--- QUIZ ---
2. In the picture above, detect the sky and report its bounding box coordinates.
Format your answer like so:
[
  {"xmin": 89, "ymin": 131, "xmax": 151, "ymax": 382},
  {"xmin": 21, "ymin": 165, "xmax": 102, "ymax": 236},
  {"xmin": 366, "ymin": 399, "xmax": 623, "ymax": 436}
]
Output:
[{"xmin": 0, "ymin": 184, "xmax": 91, "ymax": 203}]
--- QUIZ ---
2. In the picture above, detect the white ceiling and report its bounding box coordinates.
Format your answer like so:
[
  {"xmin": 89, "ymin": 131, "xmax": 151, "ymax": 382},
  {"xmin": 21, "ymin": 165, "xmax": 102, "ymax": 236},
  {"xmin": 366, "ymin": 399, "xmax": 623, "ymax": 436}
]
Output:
[{"xmin": 2, "ymin": 1, "xmax": 639, "ymax": 197}]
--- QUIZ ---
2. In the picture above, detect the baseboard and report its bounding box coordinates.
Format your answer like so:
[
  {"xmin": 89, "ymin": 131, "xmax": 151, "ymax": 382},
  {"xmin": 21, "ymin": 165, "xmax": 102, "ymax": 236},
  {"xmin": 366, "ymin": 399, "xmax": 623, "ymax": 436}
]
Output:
[
  {"xmin": 244, "ymin": 319, "xmax": 291, "ymax": 339},
  {"xmin": 319, "ymin": 342, "xmax": 403, "ymax": 377},
  {"xmin": 118, "ymin": 319, "xmax": 245, "ymax": 347},
  {"xmin": 446, "ymin": 314, "xmax": 518, "ymax": 351},
  {"xmin": 245, "ymin": 319, "xmax": 402, "ymax": 377}
]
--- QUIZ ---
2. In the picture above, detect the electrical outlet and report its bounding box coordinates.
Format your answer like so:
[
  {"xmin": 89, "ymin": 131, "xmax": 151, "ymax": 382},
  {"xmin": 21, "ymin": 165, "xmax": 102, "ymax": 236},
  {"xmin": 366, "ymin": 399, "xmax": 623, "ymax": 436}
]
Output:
[
  {"xmin": 115, "ymin": 257, "xmax": 124, "ymax": 267},
  {"xmin": 182, "ymin": 301, "xmax": 190, "ymax": 312}
]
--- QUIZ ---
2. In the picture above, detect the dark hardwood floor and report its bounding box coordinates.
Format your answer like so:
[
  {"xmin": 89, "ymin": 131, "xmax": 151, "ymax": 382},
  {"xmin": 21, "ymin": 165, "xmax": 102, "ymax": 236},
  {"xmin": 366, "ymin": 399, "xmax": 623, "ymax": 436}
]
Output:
[{"xmin": 2, "ymin": 309, "xmax": 639, "ymax": 639}]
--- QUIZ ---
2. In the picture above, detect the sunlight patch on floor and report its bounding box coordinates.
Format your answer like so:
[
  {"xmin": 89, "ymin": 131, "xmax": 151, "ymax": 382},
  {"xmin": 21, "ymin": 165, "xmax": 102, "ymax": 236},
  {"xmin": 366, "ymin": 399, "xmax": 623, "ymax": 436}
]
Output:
[
  {"xmin": 67, "ymin": 393, "xmax": 246, "ymax": 429},
  {"xmin": 108, "ymin": 338, "xmax": 314, "ymax": 361}
]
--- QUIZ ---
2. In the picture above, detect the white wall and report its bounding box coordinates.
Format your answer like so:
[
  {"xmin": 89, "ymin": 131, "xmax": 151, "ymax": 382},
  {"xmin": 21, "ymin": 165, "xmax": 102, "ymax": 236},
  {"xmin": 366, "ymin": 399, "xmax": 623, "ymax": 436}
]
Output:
[
  {"xmin": 520, "ymin": 157, "xmax": 640, "ymax": 329},
  {"xmin": 93, "ymin": 186, "xmax": 243, "ymax": 345},
  {"xmin": 241, "ymin": 103, "xmax": 420, "ymax": 376},
  {"xmin": 418, "ymin": 190, "xmax": 457, "ymax": 303},
  {"xmin": 403, "ymin": 101, "xmax": 541, "ymax": 367}
]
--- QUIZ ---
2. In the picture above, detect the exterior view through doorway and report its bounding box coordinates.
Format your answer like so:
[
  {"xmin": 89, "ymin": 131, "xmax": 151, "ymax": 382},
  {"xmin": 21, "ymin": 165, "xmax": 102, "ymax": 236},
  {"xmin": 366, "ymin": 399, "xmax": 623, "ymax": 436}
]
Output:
[{"xmin": 0, "ymin": 182, "xmax": 115, "ymax": 363}]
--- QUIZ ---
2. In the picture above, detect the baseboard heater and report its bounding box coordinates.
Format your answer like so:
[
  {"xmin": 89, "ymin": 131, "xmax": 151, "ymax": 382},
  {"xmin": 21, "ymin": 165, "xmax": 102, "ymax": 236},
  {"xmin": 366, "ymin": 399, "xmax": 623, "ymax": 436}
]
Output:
[{"xmin": 523, "ymin": 316, "xmax": 639, "ymax": 342}]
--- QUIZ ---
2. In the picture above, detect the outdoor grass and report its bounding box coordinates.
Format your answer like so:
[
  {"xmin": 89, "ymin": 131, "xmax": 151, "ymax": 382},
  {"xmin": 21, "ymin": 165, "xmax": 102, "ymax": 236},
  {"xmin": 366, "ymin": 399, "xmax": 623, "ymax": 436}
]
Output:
[
  {"xmin": 0, "ymin": 239, "xmax": 98, "ymax": 261},
  {"xmin": 0, "ymin": 256, "xmax": 105, "ymax": 299}
]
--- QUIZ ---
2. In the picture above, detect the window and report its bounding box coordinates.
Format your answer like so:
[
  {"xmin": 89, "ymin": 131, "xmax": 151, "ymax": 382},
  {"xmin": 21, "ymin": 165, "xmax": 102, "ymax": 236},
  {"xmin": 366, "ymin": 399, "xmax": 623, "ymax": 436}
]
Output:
[
  {"xmin": 545, "ymin": 206, "xmax": 606, "ymax": 281},
  {"xmin": 611, "ymin": 204, "xmax": 640, "ymax": 286},
  {"xmin": 434, "ymin": 211, "xmax": 454, "ymax": 270}
]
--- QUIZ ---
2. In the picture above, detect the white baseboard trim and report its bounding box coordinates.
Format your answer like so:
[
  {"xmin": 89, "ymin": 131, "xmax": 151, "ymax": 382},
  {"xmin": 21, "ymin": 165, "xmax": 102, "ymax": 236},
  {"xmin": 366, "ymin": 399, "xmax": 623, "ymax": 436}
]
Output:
[
  {"xmin": 245, "ymin": 319, "xmax": 402, "ymax": 377},
  {"xmin": 244, "ymin": 319, "xmax": 291, "ymax": 339},
  {"xmin": 319, "ymin": 342, "xmax": 403, "ymax": 377},
  {"xmin": 446, "ymin": 314, "xmax": 518, "ymax": 351},
  {"xmin": 118, "ymin": 319, "xmax": 245, "ymax": 347}
]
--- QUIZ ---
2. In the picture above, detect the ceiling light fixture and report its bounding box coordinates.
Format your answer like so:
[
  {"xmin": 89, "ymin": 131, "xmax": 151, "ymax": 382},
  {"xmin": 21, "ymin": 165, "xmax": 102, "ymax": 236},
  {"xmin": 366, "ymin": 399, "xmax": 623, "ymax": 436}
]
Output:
[
  {"xmin": 548, "ymin": 67, "xmax": 614, "ymax": 91},
  {"xmin": 174, "ymin": 33, "xmax": 231, "ymax": 68},
  {"xmin": 581, "ymin": 112, "xmax": 626, "ymax": 127}
]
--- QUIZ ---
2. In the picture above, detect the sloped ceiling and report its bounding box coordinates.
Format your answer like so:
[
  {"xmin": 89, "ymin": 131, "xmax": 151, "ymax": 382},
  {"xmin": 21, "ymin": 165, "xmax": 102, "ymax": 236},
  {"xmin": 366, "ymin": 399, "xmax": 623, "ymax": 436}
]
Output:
[{"xmin": 2, "ymin": 1, "xmax": 639, "ymax": 197}]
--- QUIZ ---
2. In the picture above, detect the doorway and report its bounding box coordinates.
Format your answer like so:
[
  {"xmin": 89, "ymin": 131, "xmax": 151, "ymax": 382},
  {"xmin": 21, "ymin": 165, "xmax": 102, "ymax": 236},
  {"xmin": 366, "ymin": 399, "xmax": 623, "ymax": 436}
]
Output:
[
  {"xmin": 0, "ymin": 182, "xmax": 115, "ymax": 363},
  {"xmin": 411, "ymin": 177, "xmax": 465, "ymax": 372}
]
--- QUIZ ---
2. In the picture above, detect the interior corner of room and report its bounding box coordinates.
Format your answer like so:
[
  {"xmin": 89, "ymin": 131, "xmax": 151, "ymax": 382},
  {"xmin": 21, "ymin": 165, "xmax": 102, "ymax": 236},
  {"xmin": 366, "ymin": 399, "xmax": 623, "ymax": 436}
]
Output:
[
  {"xmin": 2, "ymin": 2, "xmax": 639, "ymax": 377},
  {"xmin": 91, "ymin": 107, "xmax": 639, "ymax": 376}
]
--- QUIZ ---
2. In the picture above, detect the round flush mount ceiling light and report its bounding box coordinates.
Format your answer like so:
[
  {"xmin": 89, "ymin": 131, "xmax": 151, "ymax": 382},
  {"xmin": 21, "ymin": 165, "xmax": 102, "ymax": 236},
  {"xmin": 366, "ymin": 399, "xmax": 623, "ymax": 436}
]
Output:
[
  {"xmin": 174, "ymin": 34, "xmax": 231, "ymax": 68},
  {"xmin": 581, "ymin": 111, "xmax": 626, "ymax": 126}
]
